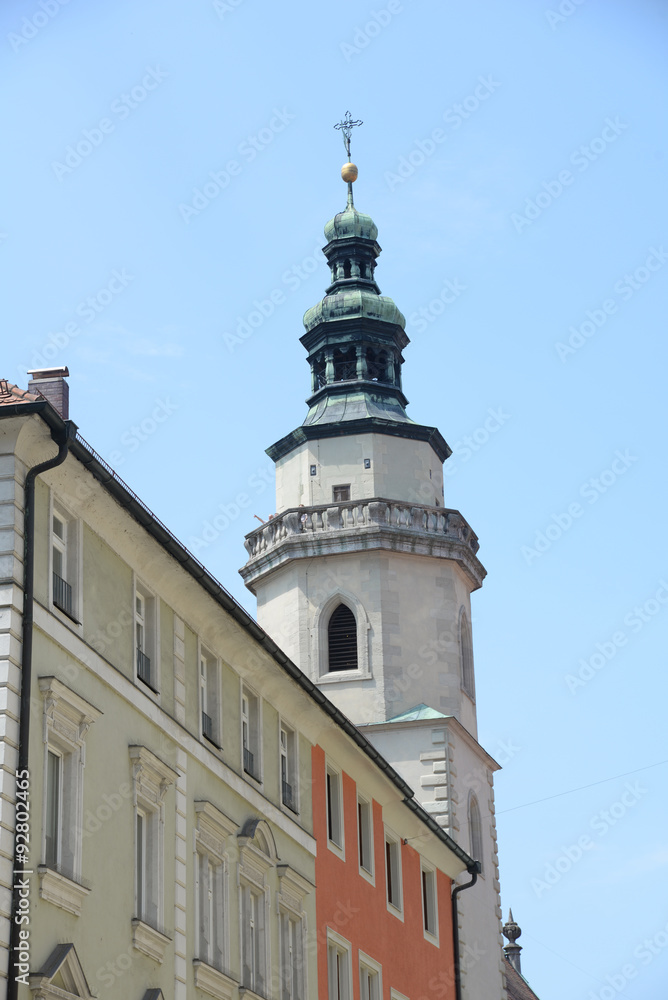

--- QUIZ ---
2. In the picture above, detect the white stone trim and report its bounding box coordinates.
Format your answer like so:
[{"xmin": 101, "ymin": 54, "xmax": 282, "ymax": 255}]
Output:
[
  {"xmin": 37, "ymin": 865, "xmax": 90, "ymax": 916},
  {"xmin": 312, "ymin": 589, "xmax": 371, "ymax": 682},
  {"xmin": 194, "ymin": 960, "xmax": 238, "ymax": 1000},
  {"xmin": 132, "ymin": 917, "xmax": 172, "ymax": 963}
]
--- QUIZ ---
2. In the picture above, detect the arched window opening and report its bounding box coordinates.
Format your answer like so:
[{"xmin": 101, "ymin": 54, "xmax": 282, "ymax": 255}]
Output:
[
  {"xmin": 460, "ymin": 612, "xmax": 475, "ymax": 699},
  {"xmin": 343, "ymin": 259, "xmax": 352, "ymax": 279},
  {"xmin": 469, "ymin": 794, "xmax": 483, "ymax": 871},
  {"xmin": 333, "ymin": 347, "xmax": 356, "ymax": 382},
  {"xmin": 328, "ymin": 604, "xmax": 358, "ymax": 671}
]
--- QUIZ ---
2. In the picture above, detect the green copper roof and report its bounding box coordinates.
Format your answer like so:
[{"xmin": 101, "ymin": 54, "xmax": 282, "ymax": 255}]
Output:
[
  {"xmin": 385, "ymin": 703, "xmax": 448, "ymax": 723},
  {"xmin": 303, "ymin": 288, "xmax": 405, "ymax": 333},
  {"xmin": 324, "ymin": 203, "xmax": 378, "ymax": 243}
]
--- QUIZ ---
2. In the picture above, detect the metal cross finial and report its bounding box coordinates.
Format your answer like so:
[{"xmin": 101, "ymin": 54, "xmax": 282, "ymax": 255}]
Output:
[{"xmin": 334, "ymin": 111, "xmax": 363, "ymax": 159}]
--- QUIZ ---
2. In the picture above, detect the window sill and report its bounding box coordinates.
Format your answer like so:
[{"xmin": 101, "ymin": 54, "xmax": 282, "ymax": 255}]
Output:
[
  {"xmin": 49, "ymin": 602, "xmax": 83, "ymax": 634},
  {"xmin": 203, "ymin": 733, "xmax": 223, "ymax": 751},
  {"xmin": 137, "ymin": 674, "xmax": 160, "ymax": 696},
  {"xmin": 38, "ymin": 865, "xmax": 90, "ymax": 916},
  {"xmin": 423, "ymin": 928, "xmax": 439, "ymax": 947},
  {"xmin": 131, "ymin": 917, "xmax": 171, "ymax": 963},
  {"xmin": 194, "ymin": 961, "xmax": 238, "ymax": 1000},
  {"xmin": 386, "ymin": 899, "xmax": 405, "ymax": 921},
  {"xmin": 359, "ymin": 864, "xmax": 375, "ymax": 887},
  {"xmin": 318, "ymin": 669, "xmax": 371, "ymax": 684},
  {"xmin": 326, "ymin": 838, "xmax": 345, "ymax": 862}
]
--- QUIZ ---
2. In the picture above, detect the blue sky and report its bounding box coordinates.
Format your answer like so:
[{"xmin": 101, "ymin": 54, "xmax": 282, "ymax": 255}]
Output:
[{"xmin": 3, "ymin": 1, "xmax": 667, "ymax": 996}]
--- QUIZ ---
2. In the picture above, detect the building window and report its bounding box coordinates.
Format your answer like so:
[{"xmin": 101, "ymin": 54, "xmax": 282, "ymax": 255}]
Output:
[
  {"xmin": 359, "ymin": 954, "xmax": 382, "ymax": 1000},
  {"xmin": 200, "ymin": 646, "xmax": 221, "ymax": 748},
  {"xmin": 242, "ymin": 687, "xmax": 261, "ymax": 781},
  {"xmin": 385, "ymin": 831, "xmax": 402, "ymax": 912},
  {"xmin": 469, "ymin": 794, "xmax": 484, "ymax": 873},
  {"xmin": 357, "ymin": 795, "xmax": 374, "ymax": 877},
  {"xmin": 50, "ymin": 500, "xmax": 80, "ymax": 622},
  {"xmin": 193, "ymin": 801, "xmax": 236, "ymax": 987},
  {"xmin": 326, "ymin": 765, "xmax": 343, "ymax": 852},
  {"xmin": 129, "ymin": 745, "xmax": 176, "ymax": 946},
  {"xmin": 238, "ymin": 818, "xmax": 278, "ymax": 999},
  {"xmin": 38, "ymin": 677, "xmax": 101, "ymax": 915},
  {"xmin": 280, "ymin": 723, "xmax": 298, "ymax": 814},
  {"xmin": 328, "ymin": 604, "xmax": 358, "ymax": 672},
  {"xmin": 198, "ymin": 851, "xmax": 225, "ymax": 971},
  {"xmin": 327, "ymin": 933, "xmax": 352, "ymax": 1000},
  {"xmin": 460, "ymin": 611, "xmax": 475, "ymax": 700},
  {"xmin": 135, "ymin": 582, "xmax": 158, "ymax": 692},
  {"xmin": 241, "ymin": 884, "xmax": 266, "ymax": 994},
  {"xmin": 332, "ymin": 484, "xmax": 351, "ymax": 502},
  {"xmin": 421, "ymin": 865, "xmax": 438, "ymax": 940},
  {"xmin": 280, "ymin": 910, "xmax": 304, "ymax": 1000}
]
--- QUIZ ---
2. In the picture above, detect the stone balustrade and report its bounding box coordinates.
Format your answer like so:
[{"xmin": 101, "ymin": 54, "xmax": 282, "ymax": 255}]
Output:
[{"xmin": 243, "ymin": 498, "xmax": 480, "ymax": 560}]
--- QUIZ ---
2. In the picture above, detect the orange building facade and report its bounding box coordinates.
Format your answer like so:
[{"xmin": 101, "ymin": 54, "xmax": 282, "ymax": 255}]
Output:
[{"xmin": 311, "ymin": 744, "xmax": 473, "ymax": 1000}]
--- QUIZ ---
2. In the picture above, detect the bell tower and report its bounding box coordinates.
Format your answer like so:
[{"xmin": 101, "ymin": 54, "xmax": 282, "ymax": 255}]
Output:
[{"xmin": 241, "ymin": 118, "xmax": 509, "ymax": 1000}]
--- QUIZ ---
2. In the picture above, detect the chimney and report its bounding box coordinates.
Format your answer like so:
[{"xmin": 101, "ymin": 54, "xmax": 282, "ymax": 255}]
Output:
[
  {"xmin": 502, "ymin": 909, "xmax": 523, "ymax": 974},
  {"xmin": 27, "ymin": 367, "xmax": 70, "ymax": 419}
]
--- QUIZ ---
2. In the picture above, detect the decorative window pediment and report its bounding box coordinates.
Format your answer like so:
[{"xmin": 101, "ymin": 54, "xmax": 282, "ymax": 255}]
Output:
[
  {"xmin": 29, "ymin": 943, "xmax": 94, "ymax": 999},
  {"xmin": 277, "ymin": 863, "xmax": 313, "ymax": 915},
  {"xmin": 129, "ymin": 745, "xmax": 177, "ymax": 809},
  {"xmin": 238, "ymin": 817, "xmax": 278, "ymax": 886},
  {"xmin": 195, "ymin": 800, "xmax": 237, "ymax": 859}
]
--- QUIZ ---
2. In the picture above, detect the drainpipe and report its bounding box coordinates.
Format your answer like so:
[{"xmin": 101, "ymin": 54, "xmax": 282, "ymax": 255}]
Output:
[
  {"xmin": 7, "ymin": 419, "xmax": 76, "ymax": 1000},
  {"xmin": 451, "ymin": 861, "xmax": 481, "ymax": 1000}
]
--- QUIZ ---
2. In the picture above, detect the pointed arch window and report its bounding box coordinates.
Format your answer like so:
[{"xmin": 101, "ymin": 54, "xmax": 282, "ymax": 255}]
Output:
[
  {"xmin": 468, "ymin": 794, "xmax": 483, "ymax": 873},
  {"xmin": 328, "ymin": 604, "xmax": 358, "ymax": 672},
  {"xmin": 460, "ymin": 611, "xmax": 475, "ymax": 700}
]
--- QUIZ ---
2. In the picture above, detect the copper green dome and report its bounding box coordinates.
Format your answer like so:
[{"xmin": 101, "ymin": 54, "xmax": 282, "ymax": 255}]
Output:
[
  {"xmin": 324, "ymin": 204, "xmax": 378, "ymax": 243},
  {"xmin": 303, "ymin": 289, "xmax": 405, "ymax": 333}
]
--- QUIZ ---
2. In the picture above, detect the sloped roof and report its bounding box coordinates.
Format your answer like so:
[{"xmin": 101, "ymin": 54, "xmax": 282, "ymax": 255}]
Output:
[
  {"xmin": 0, "ymin": 380, "xmax": 41, "ymax": 406},
  {"xmin": 385, "ymin": 703, "xmax": 447, "ymax": 723},
  {"xmin": 504, "ymin": 958, "xmax": 541, "ymax": 1000}
]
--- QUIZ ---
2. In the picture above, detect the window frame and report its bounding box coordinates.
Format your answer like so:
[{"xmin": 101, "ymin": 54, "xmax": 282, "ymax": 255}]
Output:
[
  {"xmin": 313, "ymin": 592, "xmax": 371, "ymax": 683},
  {"xmin": 468, "ymin": 792, "xmax": 484, "ymax": 876},
  {"xmin": 129, "ymin": 745, "xmax": 177, "ymax": 944},
  {"xmin": 49, "ymin": 494, "xmax": 83, "ymax": 628},
  {"xmin": 134, "ymin": 577, "xmax": 159, "ymax": 695},
  {"xmin": 241, "ymin": 684, "xmax": 262, "ymax": 784},
  {"xmin": 420, "ymin": 862, "xmax": 439, "ymax": 944},
  {"xmin": 199, "ymin": 642, "xmax": 222, "ymax": 749},
  {"xmin": 359, "ymin": 952, "xmax": 383, "ymax": 1000},
  {"xmin": 325, "ymin": 761, "xmax": 344, "ymax": 859},
  {"xmin": 279, "ymin": 719, "xmax": 299, "ymax": 815},
  {"xmin": 357, "ymin": 793, "xmax": 374, "ymax": 883},
  {"xmin": 384, "ymin": 827, "xmax": 403, "ymax": 918},
  {"xmin": 459, "ymin": 608, "xmax": 476, "ymax": 701},
  {"xmin": 38, "ymin": 677, "xmax": 101, "ymax": 916},
  {"xmin": 332, "ymin": 484, "xmax": 351, "ymax": 502},
  {"xmin": 327, "ymin": 929, "xmax": 353, "ymax": 1000}
]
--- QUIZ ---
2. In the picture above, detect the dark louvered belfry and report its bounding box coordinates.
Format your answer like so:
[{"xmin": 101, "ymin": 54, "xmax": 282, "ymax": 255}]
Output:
[{"xmin": 328, "ymin": 604, "xmax": 358, "ymax": 671}]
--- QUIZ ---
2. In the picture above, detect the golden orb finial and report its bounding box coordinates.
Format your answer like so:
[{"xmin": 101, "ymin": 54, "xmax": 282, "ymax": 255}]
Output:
[{"xmin": 341, "ymin": 162, "xmax": 358, "ymax": 183}]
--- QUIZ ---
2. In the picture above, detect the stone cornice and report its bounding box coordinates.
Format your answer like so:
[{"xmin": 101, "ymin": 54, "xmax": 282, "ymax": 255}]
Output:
[{"xmin": 241, "ymin": 499, "xmax": 485, "ymax": 592}]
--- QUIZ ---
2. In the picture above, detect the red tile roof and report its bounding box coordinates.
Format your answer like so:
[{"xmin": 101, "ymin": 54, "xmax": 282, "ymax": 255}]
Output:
[
  {"xmin": 504, "ymin": 959, "xmax": 541, "ymax": 1000},
  {"xmin": 0, "ymin": 380, "xmax": 42, "ymax": 406}
]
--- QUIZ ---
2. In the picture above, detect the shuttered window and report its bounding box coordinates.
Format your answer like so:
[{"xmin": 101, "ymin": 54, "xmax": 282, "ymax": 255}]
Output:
[{"xmin": 328, "ymin": 605, "xmax": 357, "ymax": 672}]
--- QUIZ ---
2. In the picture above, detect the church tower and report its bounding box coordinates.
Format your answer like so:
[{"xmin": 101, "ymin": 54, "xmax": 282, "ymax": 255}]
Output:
[{"xmin": 241, "ymin": 119, "xmax": 508, "ymax": 1000}]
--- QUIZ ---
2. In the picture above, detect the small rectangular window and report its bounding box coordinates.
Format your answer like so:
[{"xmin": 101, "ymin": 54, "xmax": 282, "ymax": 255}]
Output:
[
  {"xmin": 421, "ymin": 866, "xmax": 438, "ymax": 939},
  {"xmin": 280, "ymin": 724, "xmax": 298, "ymax": 813},
  {"xmin": 51, "ymin": 500, "xmax": 80, "ymax": 622},
  {"xmin": 242, "ymin": 883, "xmax": 266, "ymax": 994},
  {"xmin": 200, "ymin": 647, "xmax": 221, "ymax": 748},
  {"xmin": 357, "ymin": 796, "xmax": 373, "ymax": 876},
  {"xmin": 135, "ymin": 583, "xmax": 158, "ymax": 692},
  {"xmin": 281, "ymin": 910, "xmax": 304, "ymax": 1000},
  {"xmin": 198, "ymin": 851, "xmax": 225, "ymax": 970},
  {"xmin": 45, "ymin": 749, "xmax": 62, "ymax": 869},
  {"xmin": 326, "ymin": 766, "xmax": 343, "ymax": 850},
  {"xmin": 385, "ymin": 832, "xmax": 402, "ymax": 911},
  {"xmin": 241, "ymin": 687, "xmax": 260, "ymax": 781},
  {"xmin": 332, "ymin": 485, "xmax": 351, "ymax": 502}
]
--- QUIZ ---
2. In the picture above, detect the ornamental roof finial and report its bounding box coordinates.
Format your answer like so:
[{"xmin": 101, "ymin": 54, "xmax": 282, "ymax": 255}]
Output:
[{"xmin": 334, "ymin": 111, "xmax": 362, "ymax": 207}]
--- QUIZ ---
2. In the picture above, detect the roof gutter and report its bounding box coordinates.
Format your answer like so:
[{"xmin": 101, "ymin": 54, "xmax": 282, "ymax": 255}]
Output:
[
  {"xmin": 7, "ymin": 413, "xmax": 77, "ymax": 1000},
  {"xmin": 451, "ymin": 861, "xmax": 482, "ymax": 1000}
]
